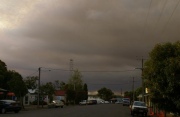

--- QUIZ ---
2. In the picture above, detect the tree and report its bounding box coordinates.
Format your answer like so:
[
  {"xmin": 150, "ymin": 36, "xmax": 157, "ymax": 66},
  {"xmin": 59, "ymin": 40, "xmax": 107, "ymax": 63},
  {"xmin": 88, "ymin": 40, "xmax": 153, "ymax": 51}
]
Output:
[
  {"xmin": 68, "ymin": 70, "xmax": 83, "ymax": 90},
  {"xmin": 24, "ymin": 76, "xmax": 38, "ymax": 90},
  {"xmin": 97, "ymin": 87, "xmax": 114, "ymax": 101},
  {"xmin": 7, "ymin": 70, "xmax": 28, "ymax": 108},
  {"xmin": 40, "ymin": 82, "xmax": 55, "ymax": 103},
  {"xmin": 124, "ymin": 91, "xmax": 133, "ymax": 100},
  {"xmin": 67, "ymin": 70, "xmax": 84, "ymax": 104},
  {"xmin": 143, "ymin": 41, "xmax": 180, "ymax": 113},
  {"xmin": 82, "ymin": 83, "xmax": 88, "ymax": 100},
  {"xmin": 54, "ymin": 80, "xmax": 66, "ymax": 90},
  {"xmin": 0, "ymin": 60, "xmax": 8, "ymax": 89}
]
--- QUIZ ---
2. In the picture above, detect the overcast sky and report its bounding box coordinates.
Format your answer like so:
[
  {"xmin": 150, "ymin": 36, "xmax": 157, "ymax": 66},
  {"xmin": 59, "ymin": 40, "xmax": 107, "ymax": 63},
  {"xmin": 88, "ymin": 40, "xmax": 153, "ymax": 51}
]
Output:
[{"xmin": 0, "ymin": 0, "xmax": 180, "ymax": 94}]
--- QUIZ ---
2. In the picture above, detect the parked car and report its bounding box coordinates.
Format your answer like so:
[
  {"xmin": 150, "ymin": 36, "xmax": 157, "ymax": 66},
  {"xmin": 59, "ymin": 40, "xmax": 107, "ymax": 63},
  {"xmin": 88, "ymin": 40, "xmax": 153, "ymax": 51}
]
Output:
[
  {"xmin": 122, "ymin": 98, "xmax": 130, "ymax": 106},
  {"xmin": 0, "ymin": 100, "xmax": 21, "ymax": 114},
  {"xmin": 115, "ymin": 100, "xmax": 123, "ymax": 104},
  {"xmin": 48, "ymin": 100, "xmax": 64, "ymax": 108},
  {"xmin": 87, "ymin": 100, "xmax": 97, "ymax": 105},
  {"xmin": 79, "ymin": 100, "xmax": 87, "ymax": 105},
  {"xmin": 104, "ymin": 101, "xmax": 110, "ymax": 104},
  {"xmin": 130, "ymin": 101, "xmax": 148, "ymax": 116}
]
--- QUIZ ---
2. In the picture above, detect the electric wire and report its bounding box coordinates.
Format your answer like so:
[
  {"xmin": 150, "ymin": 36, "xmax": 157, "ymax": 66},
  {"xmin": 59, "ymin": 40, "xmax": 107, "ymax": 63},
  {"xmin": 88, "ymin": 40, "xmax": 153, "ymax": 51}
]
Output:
[
  {"xmin": 161, "ymin": 0, "xmax": 180, "ymax": 35},
  {"xmin": 153, "ymin": 0, "xmax": 167, "ymax": 34},
  {"xmin": 39, "ymin": 67, "xmax": 137, "ymax": 73},
  {"xmin": 23, "ymin": 70, "xmax": 38, "ymax": 78},
  {"xmin": 143, "ymin": 0, "xmax": 153, "ymax": 34},
  {"xmin": 86, "ymin": 80, "xmax": 141, "ymax": 86}
]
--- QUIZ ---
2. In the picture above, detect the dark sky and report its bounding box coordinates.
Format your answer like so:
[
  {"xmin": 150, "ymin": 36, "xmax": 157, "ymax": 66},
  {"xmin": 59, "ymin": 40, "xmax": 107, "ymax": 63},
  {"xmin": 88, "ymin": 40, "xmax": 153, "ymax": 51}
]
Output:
[{"xmin": 0, "ymin": 0, "xmax": 180, "ymax": 94}]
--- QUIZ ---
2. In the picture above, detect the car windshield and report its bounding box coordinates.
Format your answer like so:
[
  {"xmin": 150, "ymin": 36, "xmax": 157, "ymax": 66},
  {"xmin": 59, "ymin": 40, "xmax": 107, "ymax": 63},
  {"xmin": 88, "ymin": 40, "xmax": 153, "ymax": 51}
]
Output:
[{"xmin": 134, "ymin": 102, "xmax": 146, "ymax": 106}]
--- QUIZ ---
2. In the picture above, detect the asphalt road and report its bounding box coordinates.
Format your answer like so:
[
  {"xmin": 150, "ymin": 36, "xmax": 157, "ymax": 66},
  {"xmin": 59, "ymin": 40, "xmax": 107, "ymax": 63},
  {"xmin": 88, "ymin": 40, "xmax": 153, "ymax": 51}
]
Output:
[{"xmin": 0, "ymin": 104, "xmax": 132, "ymax": 117}]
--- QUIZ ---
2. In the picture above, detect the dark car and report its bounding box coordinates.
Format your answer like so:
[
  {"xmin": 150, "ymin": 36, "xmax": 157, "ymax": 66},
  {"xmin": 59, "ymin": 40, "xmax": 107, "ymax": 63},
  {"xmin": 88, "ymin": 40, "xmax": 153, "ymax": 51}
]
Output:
[
  {"xmin": 0, "ymin": 100, "xmax": 21, "ymax": 114},
  {"xmin": 87, "ymin": 100, "xmax": 97, "ymax": 105},
  {"xmin": 131, "ymin": 101, "xmax": 148, "ymax": 116}
]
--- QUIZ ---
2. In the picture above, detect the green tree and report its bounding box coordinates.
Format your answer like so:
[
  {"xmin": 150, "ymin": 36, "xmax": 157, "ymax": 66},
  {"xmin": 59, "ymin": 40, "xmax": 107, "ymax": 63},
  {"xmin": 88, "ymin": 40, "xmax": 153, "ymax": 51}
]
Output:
[
  {"xmin": 67, "ymin": 70, "xmax": 84, "ymax": 104},
  {"xmin": 97, "ymin": 87, "xmax": 114, "ymax": 101},
  {"xmin": 124, "ymin": 91, "xmax": 132, "ymax": 99},
  {"xmin": 40, "ymin": 82, "xmax": 55, "ymax": 103},
  {"xmin": 144, "ymin": 41, "xmax": 180, "ymax": 113},
  {"xmin": 124, "ymin": 87, "xmax": 142, "ymax": 102},
  {"xmin": 54, "ymin": 80, "xmax": 66, "ymax": 90},
  {"xmin": 83, "ymin": 83, "xmax": 88, "ymax": 100},
  {"xmin": 0, "ymin": 60, "xmax": 8, "ymax": 89},
  {"xmin": 68, "ymin": 70, "xmax": 83, "ymax": 90},
  {"xmin": 7, "ymin": 70, "xmax": 28, "ymax": 108},
  {"xmin": 24, "ymin": 76, "xmax": 38, "ymax": 90}
]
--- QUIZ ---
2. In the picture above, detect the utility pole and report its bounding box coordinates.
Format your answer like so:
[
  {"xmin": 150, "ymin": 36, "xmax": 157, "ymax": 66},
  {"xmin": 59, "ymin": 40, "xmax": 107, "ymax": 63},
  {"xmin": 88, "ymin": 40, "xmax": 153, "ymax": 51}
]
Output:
[
  {"xmin": 70, "ymin": 59, "xmax": 74, "ymax": 90},
  {"xmin": 132, "ymin": 77, "xmax": 135, "ymax": 102},
  {"xmin": 136, "ymin": 57, "xmax": 145, "ymax": 102},
  {"xmin": 70, "ymin": 59, "xmax": 73, "ymax": 77},
  {"xmin": 141, "ymin": 58, "xmax": 144, "ymax": 102},
  {"xmin": 38, "ymin": 67, "xmax": 41, "ymax": 108},
  {"xmin": 121, "ymin": 88, "xmax": 122, "ymax": 96},
  {"xmin": 70, "ymin": 59, "xmax": 75, "ymax": 104}
]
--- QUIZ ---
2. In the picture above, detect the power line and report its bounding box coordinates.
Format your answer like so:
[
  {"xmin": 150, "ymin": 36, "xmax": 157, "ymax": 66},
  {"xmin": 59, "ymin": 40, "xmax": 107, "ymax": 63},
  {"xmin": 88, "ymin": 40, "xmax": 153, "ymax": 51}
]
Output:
[
  {"xmin": 86, "ymin": 81, "xmax": 141, "ymax": 86},
  {"xmin": 23, "ymin": 70, "xmax": 38, "ymax": 78},
  {"xmin": 37, "ymin": 67, "xmax": 136, "ymax": 73},
  {"xmin": 161, "ymin": 0, "xmax": 180, "ymax": 35},
  {"xmin": 143, "ymin": 0, "xmax": 153, "ymax": 34},
  {"xmin": 153, "ymin": 0, "xmax": 167, "ymax": 34},
  {"xmin": 80, "ymin": 69, "xmax": 135, "ymax": 73}
]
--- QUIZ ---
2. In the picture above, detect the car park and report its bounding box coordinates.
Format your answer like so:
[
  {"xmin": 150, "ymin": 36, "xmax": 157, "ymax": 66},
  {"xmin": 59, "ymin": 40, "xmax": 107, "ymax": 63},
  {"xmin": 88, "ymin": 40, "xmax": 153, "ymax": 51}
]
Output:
[
  {"xmin": 0, "ymin": 100, "xmax": 21, "ymax": 114},
  {"xmin": 130, "ymin": 101, "xmax": 148, "ymax": 116},
  {"xmin": 48, "ymin": 100, "xmax": 64, "ymax": 108}
]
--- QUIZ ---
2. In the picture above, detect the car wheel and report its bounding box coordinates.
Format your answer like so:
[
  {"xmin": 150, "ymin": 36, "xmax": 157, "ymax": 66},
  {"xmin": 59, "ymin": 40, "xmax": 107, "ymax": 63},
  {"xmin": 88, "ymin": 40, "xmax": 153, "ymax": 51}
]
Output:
[
  {"xmin": 131, "ymin": 111, "xmax": 134, "ymax": 116},
  {"xmin": 144, "ymin": 112, "xmax": 147, "ymax": 117},
  {"xmin": 14, "ymin": 110, "xmax": 19, "ymax": 113},
  {"xmin": 1, "ymin": 108, "xmax": 6, "ymax": 114}
]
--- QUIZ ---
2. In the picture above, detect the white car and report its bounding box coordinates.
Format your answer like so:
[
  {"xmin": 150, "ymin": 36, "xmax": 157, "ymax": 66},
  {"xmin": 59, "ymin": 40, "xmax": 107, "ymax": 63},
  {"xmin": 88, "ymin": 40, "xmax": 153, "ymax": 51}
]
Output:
[
  {"xmin": 104, "ymin": 101, "xmax": 110, "ymax": 104},
  {"xmin": 115, "ymin": 100, "xmax": 123, "ymax": 104},
  {"xmin": 131, "ymin": 101, "xmax": 148, "ymax": 116},
  {"xmin": 48, "ymin": 100, "xmax": 64, "ymax": 108},
  {"xmin": 79, "ymin": 100, "xmax": 87, "ymax": 105}
]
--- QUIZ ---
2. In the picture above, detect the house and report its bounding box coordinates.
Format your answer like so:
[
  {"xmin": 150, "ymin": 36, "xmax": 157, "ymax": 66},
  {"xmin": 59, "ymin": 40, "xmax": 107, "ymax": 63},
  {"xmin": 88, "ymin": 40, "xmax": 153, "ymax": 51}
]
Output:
[{"xmin": 54, "ymin": 90, "xmax": 66, "ymax": 102}]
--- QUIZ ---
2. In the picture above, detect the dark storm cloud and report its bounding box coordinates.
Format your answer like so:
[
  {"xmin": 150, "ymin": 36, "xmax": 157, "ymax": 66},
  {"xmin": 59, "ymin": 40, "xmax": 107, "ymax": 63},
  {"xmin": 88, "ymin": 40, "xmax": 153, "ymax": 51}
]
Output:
[{"xmin": 1, "ymin": 0, "xmax": 180, "ymax": 93}]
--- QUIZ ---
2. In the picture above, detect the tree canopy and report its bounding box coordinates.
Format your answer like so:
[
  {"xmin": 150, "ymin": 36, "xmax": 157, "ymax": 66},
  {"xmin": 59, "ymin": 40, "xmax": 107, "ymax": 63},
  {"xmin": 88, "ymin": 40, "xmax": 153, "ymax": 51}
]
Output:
[
  {"xmin": 0, "ymin": 60, "xmax": 28, "ymax": 105},
  {"xmin": 144, "ymin": 41, "xmax": 180, "ymax": 113},
  {"xmin": 97, "ymin": 87, "xmax": 114, "ymax": 101},
  {"xmin": 0, "ymin": 60, "xmax": 8, "ymax": 89},
  {"xmin": 24, "ymin": 76, "xmax": 38, "ymax": 90},
  {"xmin": 40, "ymin": 82, "xmax": 55, "ymax": 103},
  {"xmin": 8, "ymin": 70, "xmax": 28, "ymax": 97},
  {"xmin": 66, "ymin": 70, "xmax": 88, "ymax": 104}
]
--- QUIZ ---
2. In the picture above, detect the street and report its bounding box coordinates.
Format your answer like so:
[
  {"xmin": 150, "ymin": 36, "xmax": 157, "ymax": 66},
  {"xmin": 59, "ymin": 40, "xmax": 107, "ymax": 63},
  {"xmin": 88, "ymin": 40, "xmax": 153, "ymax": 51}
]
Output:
[{"xmin": 0, "ymin": 104, "xmax": 132, "ymax": 117}]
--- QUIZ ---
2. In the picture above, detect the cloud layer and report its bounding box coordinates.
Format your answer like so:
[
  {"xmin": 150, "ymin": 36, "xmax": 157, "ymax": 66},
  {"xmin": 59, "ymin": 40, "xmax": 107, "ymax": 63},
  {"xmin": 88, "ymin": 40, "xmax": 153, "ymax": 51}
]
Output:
[{"xmin": 1, "ymin": 0, "xmax": 180, "ymax": 93}]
